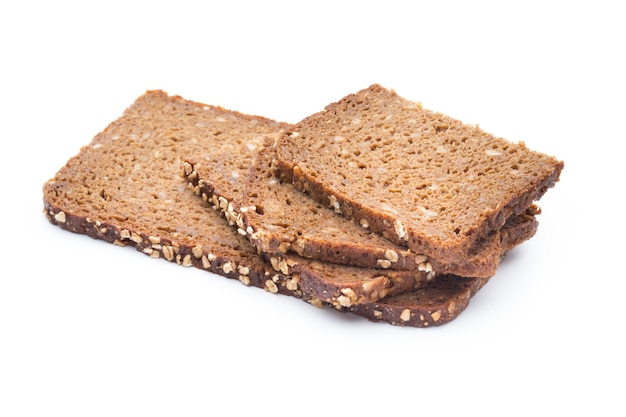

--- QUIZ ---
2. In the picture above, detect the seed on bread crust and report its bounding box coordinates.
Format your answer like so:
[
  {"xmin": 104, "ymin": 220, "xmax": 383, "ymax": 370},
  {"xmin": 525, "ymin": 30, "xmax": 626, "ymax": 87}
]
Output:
[
  {"xmin": 161, "ymin": 245, "xmax": 174, "ymax": 261},
  {"xmin": 340, "ymin": 287, "xmax": 357, "ymax": 300},
  {"xmin": 376, "ymin": 259, "xmax": 392, "ymax": 269},
  {"xmin": 418, "ymin": 262, "xmax": 433, "ymax": 273},
  {"xmin": 130, "ymin": 232, "xmax": 143, "ymax": 244},
  {"xmin": 400, "ymin": 309, "xmax": 411, "ymax": 322},
  {"xmin": 201, "ymin": 255, "xmax": 211, "ymax": 269},
  {"xmin": 239, "ymin": 275, "xmax": 251, "ymax": 286},
  {"xmin": 328, "ymin": 194, "xmax": 342, "ymax": 214},
  {"xmin": 264, "ymin": 279, "xmax": 278, "ymax": 293},
  {"xmin": 183, "ymin": 161, "xmax": 193, "ymax": 176},
  {"xmin": 54, "ymin": 211, "xmax": 66, "ymax": 223},
  {"xmin": 285, "ymin": 275, "xmax": 300, "ymax": 291},
  {"xmin": 384, "ymin": 249, "xmax": 399, "ymax": 263},
  {"xmin": 337, "ymin": 295, "xmax": 352, "ymax": 307},
  {"xmin": 415, "ymin": 255, "xmax": 428, "ymax": 264},
  {"xmin": 192, "ymin": 245, "xmax": 203, "ymax": 259},
  {"xmin": 394, "ymin": 219, "xmax": 407, "ymax": 241},
  {"xmin": 222, "ymin": 261, "xmax": 235, "ymax": 274},
  {"xmin": 42, "ymin": 90, "xmax": 541, "ymax": 329}
]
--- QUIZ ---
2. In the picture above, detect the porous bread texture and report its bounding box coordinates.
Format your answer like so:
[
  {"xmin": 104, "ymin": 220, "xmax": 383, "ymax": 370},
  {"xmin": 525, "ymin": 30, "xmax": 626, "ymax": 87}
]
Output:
[
  {"xmin": 303, "ymin": 204, "xmax": 538, "ymax": 326},
  {"xmin": 349, "ymin": 275, "xmax": 489, "ymax": 327},
  {"xmin": 187, "ymin": 147, "xmax": 538, "ymax": 324},
  {"xmin": 351, "ymin": 209, "xmax": 539, "ymax": 327},
  {"xmin": 42, "ymin": 90, "xmax": 490, "ymax": 327},
  {"xmin": 186, "ymin": 157, "xmax": 538, "ymax": 307},
  {"xmin": 185, "ymin": 137, "xmax": 540, "ymax": 307},
  {"xmin": 43, "ymin": 91, "xmax": 303, "ymax": 297},
  {"xmin": 42, "ymin": 89, "xmax": 546, "ymax": 327},
  {"xmin": 241, "ymin": 138, "xmax": 526, "ymax": 277},
  {"xmin": 185, "ymin": 159, "xmax": 432, "ymax": 307},
  {"xmin": 243, "ymin": 138, "xmax": 422, "ymax": 271},
  {"xmin": 276, "ymin": 84, "xmax": 564, "ymax": 277}
]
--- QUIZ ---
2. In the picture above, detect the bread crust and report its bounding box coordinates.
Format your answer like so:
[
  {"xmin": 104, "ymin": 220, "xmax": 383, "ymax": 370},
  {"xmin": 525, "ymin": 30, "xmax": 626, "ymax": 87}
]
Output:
[
  {"xmin": 276, "ymin": 84, "xmax": 563, "ymax": 277},
  {"xmin": 348, "ymin": 275, "xmax": 490, "ymax": 327},
  {"xmin": 241, "ymin": 138, "xmax": 535, "ymax": 278},
  {"xmin": 43, "ymin": 89, "xmax": 541, "ymax": 327},
  {"xmin": 242, "ymin": 138, "xmax": 421, "ymax": 271},
  {"xmin": 185, "ymin": 160, "xmax": 433, "ymax": 307},
  {"xmin": 43, "ymin": 198, "xmax": 304, "ymax": 298}
]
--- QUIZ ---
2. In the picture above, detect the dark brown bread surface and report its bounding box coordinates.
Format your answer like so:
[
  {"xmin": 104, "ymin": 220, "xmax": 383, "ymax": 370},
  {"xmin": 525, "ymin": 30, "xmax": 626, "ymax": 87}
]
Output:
[
  {"xmin": 243, "ymin": 138, "xmax": 421, "ymax": 271},
  {"xmin": 185, "ymin": 149, "xmax": 538, "ymax": 306},
  {"xmin": 351, "ymin": 208, "xmax": 539, "ymax": 327},
  {"xmin": 241, "ymin": 138, "xmax": 525, "ymax": 277},
  {"xmin": 43, "ymin": 91, "xmax": 536, "ymax": 327},
  {"xmin": 276, "ymin": 84, "xmax": 563, "ymax": 277},
  {"xmin": 185, "ymin": 159, "xmax": 431, "ymax": 307},
  {"xmin": 349, "ymin": 275, "xmax": 490, "ymax": 327},
  {"xmin": 187, "ymin": 146, "xmax": 538, "ymax": 324},
  {"xmin": 43, "ymin": 91, "xmax": 304, "ymax": 297},
  {"xmin": 42, "ymin": 90, "xmax": 497, "ymax": 327}
]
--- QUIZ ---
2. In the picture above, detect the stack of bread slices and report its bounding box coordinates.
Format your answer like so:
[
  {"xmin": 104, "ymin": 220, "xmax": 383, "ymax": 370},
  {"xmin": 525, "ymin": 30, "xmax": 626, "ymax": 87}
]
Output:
[{"xmin": 43, "ymin": 84, "xmax": 563, "ymax": 327}]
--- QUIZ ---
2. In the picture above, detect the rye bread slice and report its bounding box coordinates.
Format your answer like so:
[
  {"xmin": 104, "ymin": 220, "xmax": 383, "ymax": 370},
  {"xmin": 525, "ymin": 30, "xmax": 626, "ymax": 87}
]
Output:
[
  {"xmin": 353, "ymin": 209, "xmax": 539, "ymax": 327},
  {"xmin": 239, "ymin": 137, "xmax": 532, "ymax": 277},
  {"xmin": 41, "ymin": 89, "xmax": 495, "ymax": 327},
  {"xmin": 184, "ymin": 153, "xmax": 538, "ymax": 307},
  {"xmin": 185, "ymin": 159, "xmax": 431, "ymax": 307},
  {"xmin": 43, "ymin": 91, "xmax": 301, "ymax": 296},
  {"xmin": 186, "ymin": 148, "xmax": 538, "ymax": 325},
  {"xmin": 349, "ymin": 275, "xmax": 490, "ymax": 327},
  {"xmin": 276, "ymin": 84, "xmax": 563, "ymax": 277},
  {"xmin": 242, "ymin": 137, "xmax": 425, "ymax": 271}
]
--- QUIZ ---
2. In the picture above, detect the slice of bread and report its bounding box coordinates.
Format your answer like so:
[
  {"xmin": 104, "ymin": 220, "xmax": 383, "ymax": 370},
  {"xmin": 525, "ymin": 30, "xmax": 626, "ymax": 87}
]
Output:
[
  {"xmin": 185, "ymin": 149, "xmax": 538, "ymax": 307},
  {"xmin": 276, "ymin": 84, "xmax": 563, "ymax": 277},
  {"xmin": 43, "ymin": 91, "xmax": 301, "ymax": 297},
  {"xmin": 185, "ymin": 158, "xmax": 537, "ymax": 313},
  {"xmin": 186, "ymin": 148, "xmax": 538, "ymax": 323},
  {"xmin": 242, "ymin": 137, "xmax": 426, "ymax": 271},
  {"xmin": 350, "ymin": 275, "xmax": 490, "ymax": 327},
  {"xmin": 185, "ymin": 159, "xmax": 432, "ymax": 307},
  {"xmin": 351, "ymin": 208, "xmax": 539, "ymax": 327},
  {"xmin": 42, "ymin": 90, "xmax": 501, "ymax": 326},
  {"xmin": 239, "ymin": 138, "xmax": 538, "ymax": 277}
]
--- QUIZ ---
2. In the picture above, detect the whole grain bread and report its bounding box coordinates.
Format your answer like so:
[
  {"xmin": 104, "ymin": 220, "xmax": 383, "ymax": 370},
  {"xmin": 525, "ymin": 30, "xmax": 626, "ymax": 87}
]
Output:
[
  {"xmin": 353, "ymin": 209, "xmax": 539, "ymax": 327},
  {"xmin": 186, "ymin": 146, "xmax": 538, "ymax": 324},
  {"xmin": 43, "ymin": 91, "xmax": 302, "ymax": 297},
  {"xmin": 239, "ymin": 137, "xmax": 534, "ymax": 278},
  {"xmin": 185, "ymin": 157, "xmax": 432, "ymax": 307},
  {"xmin": 242, "ymin": 137, "xmax": 425, "ymax": 271},
  {"xmin": 42, "ymin": 90, "xmax": 503, "ymax": 326},
  {"xmin": 276, "ymin": 84, "xmax": 563, "ymax": 277},
  {"xmin": 185, "ymin": 147, "xmax": 538, "ymax": 306},
  {"xmin": 349, "ymin": 275, "xmax": 490, "ymax": 327}
]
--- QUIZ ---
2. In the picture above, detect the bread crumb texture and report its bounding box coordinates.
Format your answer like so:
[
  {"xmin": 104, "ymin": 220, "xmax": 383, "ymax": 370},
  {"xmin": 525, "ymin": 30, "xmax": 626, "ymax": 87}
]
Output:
[
  {"xmin": 42, "ymin": 88, "xmax": 559, "ymax": 328},
  {"xmin": 43, "ymin": 90, "xmax": 298, "ymax": 296},
  {"xmin": 277, "ymin": 84, "xmax": 563, "ymax": 266}
]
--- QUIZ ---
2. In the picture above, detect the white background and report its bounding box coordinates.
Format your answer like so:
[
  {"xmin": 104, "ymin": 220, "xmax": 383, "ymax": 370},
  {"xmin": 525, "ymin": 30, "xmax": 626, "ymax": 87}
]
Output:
[{"xmin": 1, "ymin": 1, "xmax": 624, "ymax": 415}]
